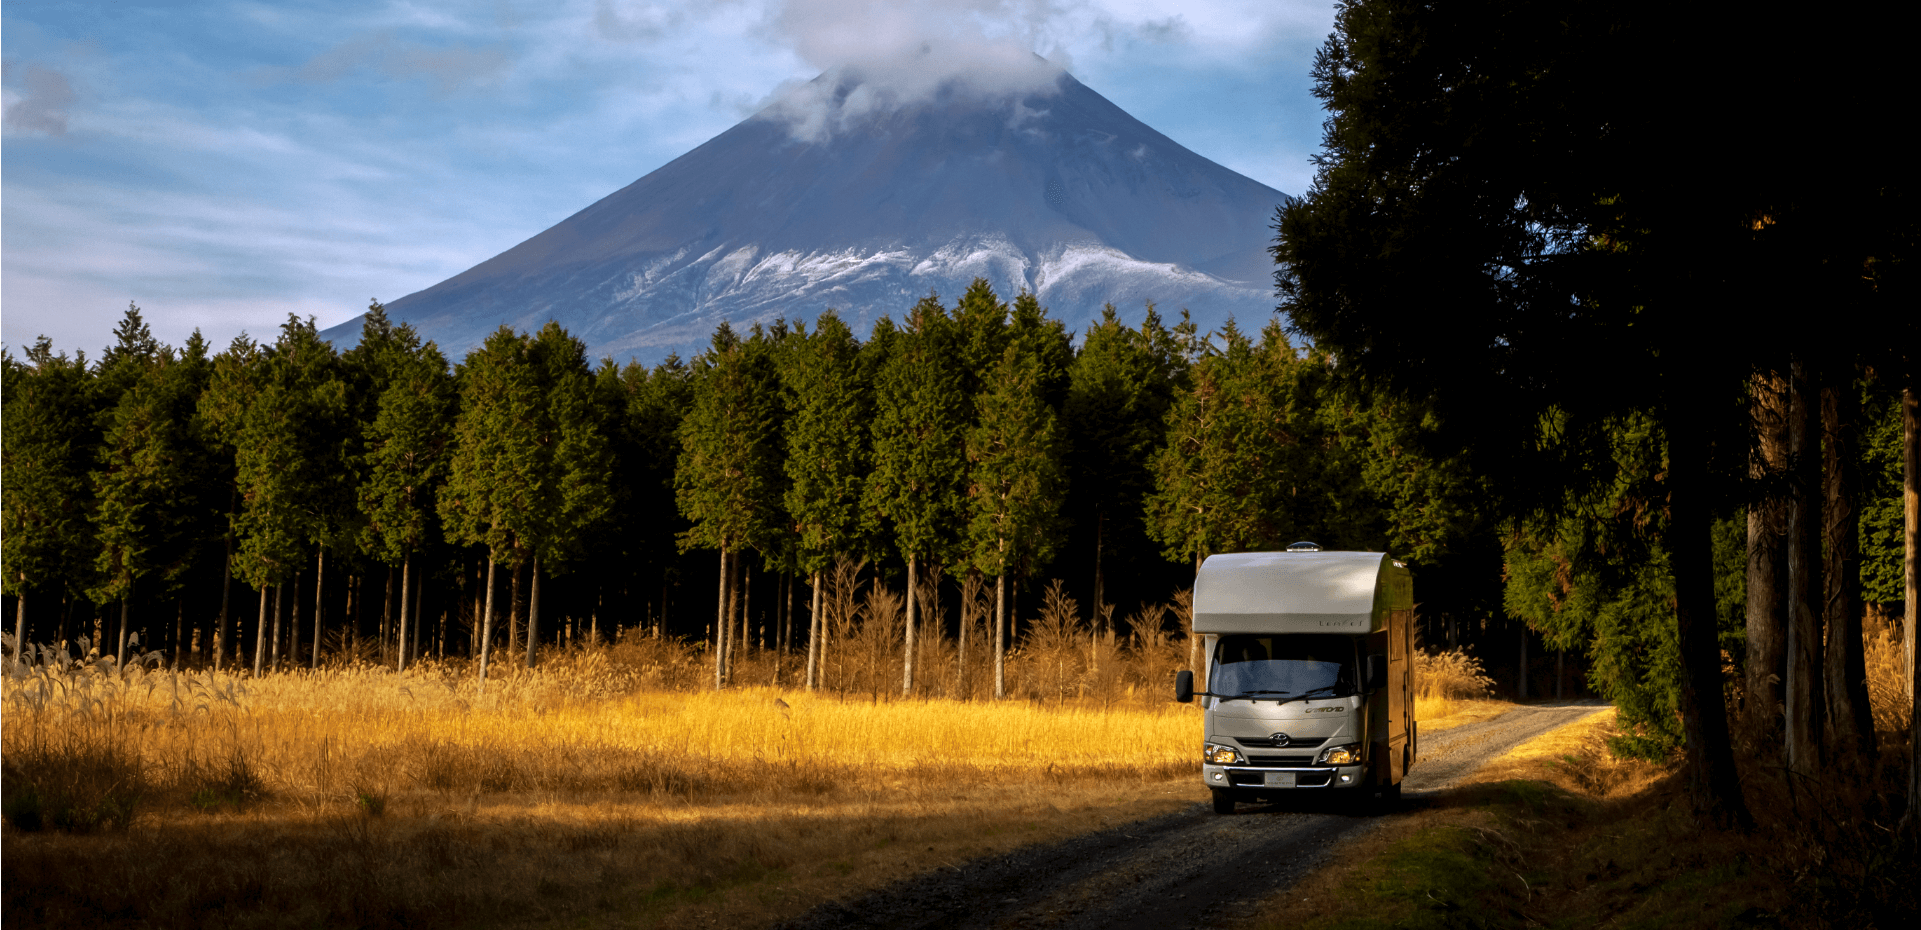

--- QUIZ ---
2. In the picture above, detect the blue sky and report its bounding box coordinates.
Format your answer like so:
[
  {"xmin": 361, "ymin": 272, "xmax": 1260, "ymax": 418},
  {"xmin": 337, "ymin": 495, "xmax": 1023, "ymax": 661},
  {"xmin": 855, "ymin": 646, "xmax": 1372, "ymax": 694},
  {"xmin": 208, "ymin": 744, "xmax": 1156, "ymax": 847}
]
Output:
[{"xmin": 2, "ymin": 0, "xmax": 1336, "ymax": 358}]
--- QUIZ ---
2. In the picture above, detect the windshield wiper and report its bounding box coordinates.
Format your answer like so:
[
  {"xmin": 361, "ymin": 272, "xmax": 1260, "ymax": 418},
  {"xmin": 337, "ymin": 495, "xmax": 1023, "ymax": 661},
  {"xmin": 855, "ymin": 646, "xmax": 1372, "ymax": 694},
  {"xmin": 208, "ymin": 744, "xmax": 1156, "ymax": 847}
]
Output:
[{"xmin": 1223, "ymin": 686, "xmax": 1343, "ymax": 703}]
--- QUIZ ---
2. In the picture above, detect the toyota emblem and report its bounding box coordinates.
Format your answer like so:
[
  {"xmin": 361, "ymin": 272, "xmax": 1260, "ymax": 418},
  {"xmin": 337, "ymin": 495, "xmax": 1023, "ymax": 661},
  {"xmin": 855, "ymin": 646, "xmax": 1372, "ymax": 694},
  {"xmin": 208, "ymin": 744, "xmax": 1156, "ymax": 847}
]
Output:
[{"xmin": 1269, "ymin": 732, "xmax": 1291, "ymax": 746}]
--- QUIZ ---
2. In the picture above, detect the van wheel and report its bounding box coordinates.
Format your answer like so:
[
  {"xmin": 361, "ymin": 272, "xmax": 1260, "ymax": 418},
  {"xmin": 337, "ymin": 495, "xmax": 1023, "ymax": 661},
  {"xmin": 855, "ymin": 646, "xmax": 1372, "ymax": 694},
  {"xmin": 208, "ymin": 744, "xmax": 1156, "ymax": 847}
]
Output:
[
  {"xmin": 1378, "ymin": 781, "xmax": 1402, "ymax": 809},
  {"xmin": 1210, "ymin": 789, "xmax": 1236, "ymax": 815}
]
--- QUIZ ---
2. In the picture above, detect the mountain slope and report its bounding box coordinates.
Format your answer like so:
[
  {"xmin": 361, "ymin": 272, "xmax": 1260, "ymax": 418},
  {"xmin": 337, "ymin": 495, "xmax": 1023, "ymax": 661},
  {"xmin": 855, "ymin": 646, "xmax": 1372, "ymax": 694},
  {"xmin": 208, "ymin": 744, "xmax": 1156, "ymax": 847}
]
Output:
[{"xmin": 321, "ymin": 68, "xmax": 1289, "ymax": 362}]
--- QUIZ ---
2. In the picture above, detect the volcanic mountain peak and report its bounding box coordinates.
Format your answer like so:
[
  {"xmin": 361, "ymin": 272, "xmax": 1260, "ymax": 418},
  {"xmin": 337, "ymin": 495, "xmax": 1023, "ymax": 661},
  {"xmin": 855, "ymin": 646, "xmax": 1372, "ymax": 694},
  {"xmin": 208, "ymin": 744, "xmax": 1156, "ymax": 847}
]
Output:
[{"xmin": 321, "ymin": 69, "xmax": 1289, "ymax": 363}]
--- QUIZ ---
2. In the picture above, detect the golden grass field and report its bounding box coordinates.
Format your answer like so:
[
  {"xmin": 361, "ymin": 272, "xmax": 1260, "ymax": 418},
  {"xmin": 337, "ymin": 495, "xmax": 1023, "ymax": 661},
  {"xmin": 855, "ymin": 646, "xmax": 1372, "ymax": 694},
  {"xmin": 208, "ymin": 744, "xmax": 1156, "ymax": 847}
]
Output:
[{"xmin": 0, "ymin": 628, "xmax": 1511, "ymax": 929}]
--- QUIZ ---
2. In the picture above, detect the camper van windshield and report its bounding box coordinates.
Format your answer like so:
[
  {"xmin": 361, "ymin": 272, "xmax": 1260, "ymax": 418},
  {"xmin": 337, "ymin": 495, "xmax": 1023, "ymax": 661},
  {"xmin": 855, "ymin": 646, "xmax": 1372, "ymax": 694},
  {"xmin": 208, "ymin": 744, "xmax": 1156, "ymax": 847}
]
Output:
[{"xmin": 1211, "ymin": 634, "xmax": 1355, "ymax": 699}]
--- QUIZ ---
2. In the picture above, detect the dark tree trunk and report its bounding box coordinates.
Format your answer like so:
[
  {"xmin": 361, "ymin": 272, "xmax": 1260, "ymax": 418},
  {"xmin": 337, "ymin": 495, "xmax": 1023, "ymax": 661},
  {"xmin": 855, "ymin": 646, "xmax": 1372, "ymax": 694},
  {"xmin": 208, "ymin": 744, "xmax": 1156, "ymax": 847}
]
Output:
[
  {"xmin": 507, "ymin": 557, "xmax": 523, "ymax": 659},
  {"xmin": 1785, "ymin": 356, "xmax": 1826, "ymax": 776},
  {"xmin": 714, "ymin": 547, "xmax": 730, "ymax": 689},
  {"xmin": 1821, "ymin": 373, "xmax": 1875, "ymax": 756},
  {"xmin": 1747, "ymin": 367, "xmax": 1789, "ymax": 731},
  {"xmin": 312, "ymin": 549, "xmax": 326, "ymax": 669},
  {"xmin": 1899, "ymin": 385, "xmax": 1919, "ymax": 836},
  {"xmin": 412, "ymin": 567, "xmax": 424, "ymax": 664},
  {"xmin": 217, "ymin": 539, "xmax": 233, "ymax": 671},
  {"xmin": 994, "ymin": 572, "xmax": 1007, "ymax": 700},
  {"xmin": 904, "ymin": 555, "xmax": 919, "ymax": 696},
  {"xmin": 381, "ymin": 567, "xmax": 394, "ymax": 666},
  {"xmin": 479, "ymin": 555, "xmax": 499, "ymax": 681},
  {"xmin": 1669, "ymin": 385, "xmax": 1753, "ymax": 830},
  {"xmin": 1093, "ymin": 509, "xmax": 1105, "ymax": 621},
  {"xmin": 526, "ymin": 554, "xmax": 541, "ymax": 669},
  {"xmin": 13, "ymin": 584, "xmax": 26, "ymax": 669},
  {"xmin": 398, "ymin": 553, "xmax": 413, "ymax": 672},
  {"xmin": 806, "ymin": 569, "xmax": 822, "ymax": 691},
  {"xmin": 253, "ymin": 586, "xmax": 269, "ymax": 676}
]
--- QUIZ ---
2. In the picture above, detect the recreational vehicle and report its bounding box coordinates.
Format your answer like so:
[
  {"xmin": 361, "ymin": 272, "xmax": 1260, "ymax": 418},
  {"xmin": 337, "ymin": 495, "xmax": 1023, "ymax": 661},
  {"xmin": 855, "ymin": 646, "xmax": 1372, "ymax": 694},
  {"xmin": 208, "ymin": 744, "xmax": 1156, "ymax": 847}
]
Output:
[{"xmin": 1175, "ymin": 545, "xmax": 1416, "ymax": 813}]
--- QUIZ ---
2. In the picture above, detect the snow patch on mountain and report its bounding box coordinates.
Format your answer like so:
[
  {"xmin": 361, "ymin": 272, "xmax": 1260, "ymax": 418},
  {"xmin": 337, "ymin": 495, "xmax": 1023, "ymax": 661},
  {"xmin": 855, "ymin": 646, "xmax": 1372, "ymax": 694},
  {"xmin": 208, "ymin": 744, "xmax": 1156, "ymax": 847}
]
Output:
[{"xmin": 321, "ymin": 68, "xmax": 1289, "ymax": 364}]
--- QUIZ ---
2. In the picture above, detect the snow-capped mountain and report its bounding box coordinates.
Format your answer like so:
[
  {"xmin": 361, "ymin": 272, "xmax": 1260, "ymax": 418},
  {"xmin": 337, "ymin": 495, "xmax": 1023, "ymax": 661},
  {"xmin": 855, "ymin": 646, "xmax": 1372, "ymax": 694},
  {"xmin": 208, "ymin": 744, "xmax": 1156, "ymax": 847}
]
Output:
[{"xmin": 320, "ymin": 66, "xmax": 1289, "ymax": 363}]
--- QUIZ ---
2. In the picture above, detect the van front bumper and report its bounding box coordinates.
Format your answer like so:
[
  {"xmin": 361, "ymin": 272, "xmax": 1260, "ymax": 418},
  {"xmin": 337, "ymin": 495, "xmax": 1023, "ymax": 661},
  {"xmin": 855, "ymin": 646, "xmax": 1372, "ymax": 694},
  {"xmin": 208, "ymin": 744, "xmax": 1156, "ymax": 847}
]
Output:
[{"xmin": 1202, "ymin": 763, "xmax": 1365, "ymax": 790}]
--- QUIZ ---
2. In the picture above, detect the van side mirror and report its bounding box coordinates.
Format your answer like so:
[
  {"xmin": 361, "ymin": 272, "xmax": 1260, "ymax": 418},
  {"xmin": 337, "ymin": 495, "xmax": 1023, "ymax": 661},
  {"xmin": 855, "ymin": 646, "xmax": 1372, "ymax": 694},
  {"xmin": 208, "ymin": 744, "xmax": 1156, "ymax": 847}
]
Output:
[
  {"xmin": 1175, "ymin": 670, "xmax": 1194, "ymax": 703},
  {"xmin": 1363, "ymin": 655, "xmax": 1387, "ymax": 692}
]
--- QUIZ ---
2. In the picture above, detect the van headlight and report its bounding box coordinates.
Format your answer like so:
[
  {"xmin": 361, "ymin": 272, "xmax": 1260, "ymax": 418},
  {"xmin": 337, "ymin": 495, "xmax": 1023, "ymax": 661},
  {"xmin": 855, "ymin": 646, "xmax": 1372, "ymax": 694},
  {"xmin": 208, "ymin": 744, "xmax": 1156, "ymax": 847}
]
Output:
[
  {"xmin": 1204, "ymin": 743, "xmax": 1244, "ymax": 765},
  {"xmin": 1319, "ymin": 743, "xmax": 1363, "ymax": 766}
]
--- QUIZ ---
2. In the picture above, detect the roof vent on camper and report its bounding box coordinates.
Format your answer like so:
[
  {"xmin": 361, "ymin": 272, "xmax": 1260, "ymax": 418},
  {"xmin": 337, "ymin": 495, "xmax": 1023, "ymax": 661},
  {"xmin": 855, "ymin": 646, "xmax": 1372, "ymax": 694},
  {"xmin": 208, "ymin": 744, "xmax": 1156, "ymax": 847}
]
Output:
[{"xmin": 1284, "ymin": 541, "xmax": 1323, "ymax": 552}]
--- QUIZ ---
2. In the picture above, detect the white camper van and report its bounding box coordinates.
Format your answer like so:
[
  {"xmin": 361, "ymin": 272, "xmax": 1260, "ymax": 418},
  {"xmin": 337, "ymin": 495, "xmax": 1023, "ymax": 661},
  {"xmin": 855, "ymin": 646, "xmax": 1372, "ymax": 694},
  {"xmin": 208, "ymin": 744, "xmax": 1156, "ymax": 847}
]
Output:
[{"xmin": 1175, "ymin": 545, "xmax": 1416, "ymax": 814}]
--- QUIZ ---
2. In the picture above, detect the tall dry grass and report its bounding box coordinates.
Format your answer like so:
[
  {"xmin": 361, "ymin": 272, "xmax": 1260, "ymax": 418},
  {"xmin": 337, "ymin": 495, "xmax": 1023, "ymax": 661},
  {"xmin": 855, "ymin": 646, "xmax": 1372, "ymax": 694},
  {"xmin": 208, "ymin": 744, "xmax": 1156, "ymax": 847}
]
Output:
[
  {"xmin": 1412, "ymin": 645, "xmax": 1500, "ymax": 723},
  {"xmin": 2, "ymin": 645, "xmax": 1198, "ymax": 824},
  {"xmin": 2, "ymin": 628, "xmax": 1203, "ymax": 929},
  {"xmin": 722, "ymin": 564, "xmax": 1191, "ymax": 705}
]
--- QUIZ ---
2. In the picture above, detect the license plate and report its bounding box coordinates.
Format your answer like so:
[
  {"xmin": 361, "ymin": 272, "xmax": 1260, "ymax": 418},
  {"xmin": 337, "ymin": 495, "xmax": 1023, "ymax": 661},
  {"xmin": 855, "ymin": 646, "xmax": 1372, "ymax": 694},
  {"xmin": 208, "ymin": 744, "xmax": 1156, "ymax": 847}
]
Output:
[{"xmin": 1265, "ymin": 771, "xmax": 1297, "ymax": 788}]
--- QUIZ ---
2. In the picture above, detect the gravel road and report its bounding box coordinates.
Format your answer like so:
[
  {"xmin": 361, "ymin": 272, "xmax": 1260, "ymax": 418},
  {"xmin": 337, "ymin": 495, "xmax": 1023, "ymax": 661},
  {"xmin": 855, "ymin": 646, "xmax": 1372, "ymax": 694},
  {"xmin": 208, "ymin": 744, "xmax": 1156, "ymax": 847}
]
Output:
[{"xmin": 776, "ymin": 701, "xmax": 1607, "ymax": 930}]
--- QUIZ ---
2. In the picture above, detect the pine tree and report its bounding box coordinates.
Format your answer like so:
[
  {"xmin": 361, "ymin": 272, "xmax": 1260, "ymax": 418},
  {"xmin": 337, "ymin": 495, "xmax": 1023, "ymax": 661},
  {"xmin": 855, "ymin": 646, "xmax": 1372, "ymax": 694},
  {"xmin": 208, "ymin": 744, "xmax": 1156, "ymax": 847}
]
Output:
[
  {"xmin": 1145, "ymin": 319, "xmax": 1306, "ymax": 568},
  {"xmin": 522, "ymin": 321, "xmax": 616, "ymax": 667},
  {"xmin": 2, "ymin": 338, "xmax": 100, "ymax": 664},
  {"xmin": 439, "ymin": 327, "xmax": 546, "ymax": 681},
  {"xmin": 675, "ymin": 323, "xmax": 785, "ymax": 688},
  {"xmin": 966, "ymin": 343, "xmax": 1065, "ymax": 698},
  {"xmin": 90, "ymin": 325, "xmax": 223, "ymax": 664},
  {"xmin": 865, "ymin": 294, "xmax": 969, "ymax": 695},
  {"xmin": 1063, "ymin": 304, "xmax": 1186, "ymax": 620},
  {"xmin": 356, "ymin": 315, "xmax": 455, "ymax": 671},
  {"xmin": 89, "ymin": 304, "xmax": 164, "ymax": 660},
  {"xmin": 782, "ymin": 310, "xmax": 872, "ymax": 690},
  {"xmin": 203, "ymin": 317, "xmax": 351, "ymax": 672}
]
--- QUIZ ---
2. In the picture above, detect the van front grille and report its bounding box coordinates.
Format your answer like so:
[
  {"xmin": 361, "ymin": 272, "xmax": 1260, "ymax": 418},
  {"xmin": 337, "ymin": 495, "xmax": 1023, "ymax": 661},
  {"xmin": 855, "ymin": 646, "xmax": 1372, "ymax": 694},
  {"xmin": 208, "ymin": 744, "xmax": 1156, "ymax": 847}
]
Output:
[
  {"xmin": 1245, "ymin": 755, "xmax": 1316, "ymax": 766},
  {"xmin": 1235, "ymin": 735, "xmax": 1328, "ymax": 749}
]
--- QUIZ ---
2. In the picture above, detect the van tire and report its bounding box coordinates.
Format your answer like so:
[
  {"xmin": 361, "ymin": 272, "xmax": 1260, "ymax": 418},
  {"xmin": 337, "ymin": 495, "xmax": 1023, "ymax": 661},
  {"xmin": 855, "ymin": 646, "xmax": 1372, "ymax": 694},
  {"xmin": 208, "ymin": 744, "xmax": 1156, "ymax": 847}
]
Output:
[{"xmin": 1210, "ymin": 789, "xmax": 1236, "ymax": 815}]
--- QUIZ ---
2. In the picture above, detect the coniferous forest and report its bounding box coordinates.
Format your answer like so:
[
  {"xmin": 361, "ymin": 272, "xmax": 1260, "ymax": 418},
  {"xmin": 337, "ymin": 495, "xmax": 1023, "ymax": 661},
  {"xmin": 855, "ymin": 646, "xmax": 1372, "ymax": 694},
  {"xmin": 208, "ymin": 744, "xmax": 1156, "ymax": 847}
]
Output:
[{"xmin": 3, "ymin": 277, "xmax": 1913, "ymax": 763}]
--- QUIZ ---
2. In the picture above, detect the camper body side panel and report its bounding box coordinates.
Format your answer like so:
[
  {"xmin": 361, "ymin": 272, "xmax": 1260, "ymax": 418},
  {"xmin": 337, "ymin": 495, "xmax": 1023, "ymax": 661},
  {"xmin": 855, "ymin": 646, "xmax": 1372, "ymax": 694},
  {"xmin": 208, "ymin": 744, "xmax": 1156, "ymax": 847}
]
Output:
[{"xmin": 1190, "ymin": 552, "xmax": 1416, "ymax": 803}]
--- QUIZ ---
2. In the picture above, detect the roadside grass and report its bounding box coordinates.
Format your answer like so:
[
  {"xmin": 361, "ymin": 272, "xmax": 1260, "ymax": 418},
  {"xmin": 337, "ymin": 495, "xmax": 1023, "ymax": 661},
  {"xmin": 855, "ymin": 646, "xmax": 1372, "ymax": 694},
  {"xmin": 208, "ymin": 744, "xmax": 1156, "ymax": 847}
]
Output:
[
  {"xmin": 1414, "ymin": 646, "xmax": 1511, "ymax": 731},
  {"xmin": 1247, "ymin": 705, "xmax": 1919, "ymax": 930}
]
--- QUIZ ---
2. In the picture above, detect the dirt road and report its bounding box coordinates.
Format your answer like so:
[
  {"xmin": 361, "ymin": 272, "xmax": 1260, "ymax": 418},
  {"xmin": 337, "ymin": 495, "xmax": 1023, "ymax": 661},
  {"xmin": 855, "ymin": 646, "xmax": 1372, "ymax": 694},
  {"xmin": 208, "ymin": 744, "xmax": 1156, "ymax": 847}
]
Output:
[{"xmin": 777, "ymin": 702, "xmax": 1606, "ymax": 930}]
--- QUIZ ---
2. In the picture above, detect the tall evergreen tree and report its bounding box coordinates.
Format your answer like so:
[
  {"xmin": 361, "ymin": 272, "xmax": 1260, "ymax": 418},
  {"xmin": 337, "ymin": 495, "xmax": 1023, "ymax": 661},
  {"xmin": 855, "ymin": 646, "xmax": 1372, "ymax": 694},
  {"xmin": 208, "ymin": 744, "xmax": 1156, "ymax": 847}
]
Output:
[
  {"xmin": 91, "ymin": 329, "xmax": 222, "ymax": 661},
  {"xmin": 2, "ymin": 338, "xmax": 100, "ymax": 662},
  {"xmin": 89, "ymin": 304, "xmax": 164, "ymax": 659},
  {"xmin": 865, "ymin": 295, "xmax": 969, "ymax": 695},
  {"xmin": 966, "ymin": 343, "xmax": 1065, "ymax": 698},
  {"xmin": 1145, "ymin": 319, "xmax": 1310, "ymax": 569},
  {"xmin": 676, "ymin": 323, "xmax": 785, "ymax": 688},
  {"xmin": 782, "ymin": 310, "xmax": 871, "ymax": 691},
  {"xmin": 439, "ymin": 327, "xmax": 544, "ymax": 681},
  {"xmin": 1062, "ymin": 305, "xmax": 1186, "ymax": 621},
  {"xmin": 357, "ymin": 317, "xmax": 455, "ymax": 671},
  {"xmin": 522, "ymin": 321, "xmax": 616, "ymax": 667}
]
